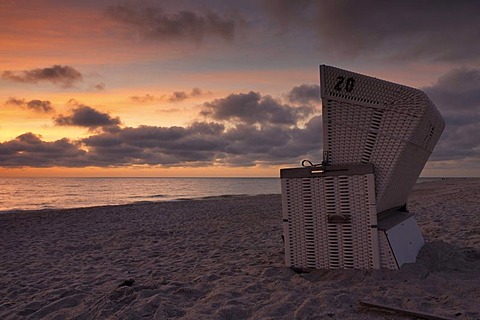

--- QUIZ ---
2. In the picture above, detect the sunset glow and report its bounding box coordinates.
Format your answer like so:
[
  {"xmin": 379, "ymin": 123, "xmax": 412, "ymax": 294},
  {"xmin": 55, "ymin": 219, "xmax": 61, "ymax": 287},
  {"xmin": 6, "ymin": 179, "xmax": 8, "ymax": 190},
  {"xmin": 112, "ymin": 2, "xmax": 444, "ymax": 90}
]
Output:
[{"xmin": 1, "ymin": 0, "xmax": 479, "ymax": 177}]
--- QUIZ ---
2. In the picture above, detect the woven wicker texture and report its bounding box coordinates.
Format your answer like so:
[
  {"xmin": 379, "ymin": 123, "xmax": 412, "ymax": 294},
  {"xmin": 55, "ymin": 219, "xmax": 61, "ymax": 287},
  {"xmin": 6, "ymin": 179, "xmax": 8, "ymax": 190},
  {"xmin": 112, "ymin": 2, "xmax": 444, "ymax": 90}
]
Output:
[
  {"xmin": 378, "ymin": 232, "xmax": 398, "ymax": 269},
  {"xmin": 320, "ymin": 65, "xmax": 445, "ymax": 212},
  {"xmin": 282, "ymin": 167, "xmax": 379, "ymax": 269}
]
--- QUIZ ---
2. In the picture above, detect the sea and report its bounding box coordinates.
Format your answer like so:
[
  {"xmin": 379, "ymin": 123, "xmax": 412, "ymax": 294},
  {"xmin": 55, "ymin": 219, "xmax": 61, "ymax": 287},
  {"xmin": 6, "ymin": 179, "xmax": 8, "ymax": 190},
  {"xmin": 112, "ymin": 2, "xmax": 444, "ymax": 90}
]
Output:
[{"xmin": 0, "ymin": 177, "xmax": 282, "ymax": 213}]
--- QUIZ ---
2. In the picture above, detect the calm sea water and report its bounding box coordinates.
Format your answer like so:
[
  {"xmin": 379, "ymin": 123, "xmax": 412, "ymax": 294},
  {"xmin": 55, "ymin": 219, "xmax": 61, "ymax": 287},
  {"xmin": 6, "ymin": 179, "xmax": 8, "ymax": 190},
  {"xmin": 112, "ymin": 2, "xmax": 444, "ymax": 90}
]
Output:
[{"xmin": 0, "ymin": 177, "xmax": 281, "ymax": 212}]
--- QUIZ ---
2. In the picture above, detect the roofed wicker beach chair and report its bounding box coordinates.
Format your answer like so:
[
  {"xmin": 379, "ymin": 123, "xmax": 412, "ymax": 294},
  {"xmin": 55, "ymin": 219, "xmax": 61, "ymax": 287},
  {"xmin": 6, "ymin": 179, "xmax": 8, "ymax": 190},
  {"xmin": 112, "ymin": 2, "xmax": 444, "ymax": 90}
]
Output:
[{"xmin": 281, "ymin": 65, "xmax": 445, "ymax": 269}]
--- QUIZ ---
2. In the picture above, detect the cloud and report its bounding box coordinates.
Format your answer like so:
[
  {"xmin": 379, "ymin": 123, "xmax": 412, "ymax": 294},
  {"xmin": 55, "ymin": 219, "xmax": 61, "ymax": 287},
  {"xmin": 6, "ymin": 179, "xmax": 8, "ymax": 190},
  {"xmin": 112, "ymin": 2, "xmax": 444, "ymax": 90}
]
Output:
[
  {"xmin": 200, "ymin": 91, "xmax": 315, "ymax": 125},
  {"xmin": 105, "ymin": 4, "xmax": 240, "ymax": 43},
  {"xmin": 0, "ymin": 118, "xmax": 322, "ymax": 168},
  {"xmin": 5, "ymin": 97, "xmax": 55, "ymax": 113},
  {"xmin": 286, "ymin": 84, "xmax": 320, "ymax": 105},
  {"xmin": 129, "ymin": 94, "xmax": 156, "ymax": 103},
  {"xmin": 129, "ymin": 88, "xmax": 210, "ymax": 104},
  {"xmin": 263, "ymin": 0, "xmax": 480, "ymax": 63},
  {"xmin": 76, "ymin": 92, "xmax": 322, "ymax": 167},
  {"xmin": 157, "ymin": 108, "xmax": 180, "ymax": 114},
  {"xmin": 424, "ymin": 68, "xmax": 480, "ymax": 112},
  {"xmin": 0, "ymin": 133, "xmax": 88, "ymax": 167},
  {"xmin": 0, "ymin": 84, "xmax": 328, "ymax": 168},
  {"xmin": 5, "ymin": 97, "xmax": 24, "ymax": 107},
  {"xmin": 218, "ymin": 115, "xmax": 322, "ymax": 166},
  {"xmin": 1, "ymin": 65, "xmax": 83, "ymax": 88},
  {"xmin": 168, "ymin": 88, "xmax": 210, "ymax": 102},
  {"xmin": 54, "ymin": 105, "xmax": 121, "ymax": 130},
  {"xmin": 26, "ymin": 100, "xmax": 55, "ymax": 113},
  {"xmin": 423, "ymin": 67, "xmax": 480, "ymax": 162},
  {"xmin": 81, "ymin": 122, "xmax": 228, "ymax": 166},
  {"xmin": 94, "ymin": 83, "xmax": 106, "ymax": 91},
  {"xmin": 169, "ymin": 91, "xmax": 188, "ymax": 102},
  {"xmin": 190, "ymin": 87, "xmax": 203, "ymax": 97}
]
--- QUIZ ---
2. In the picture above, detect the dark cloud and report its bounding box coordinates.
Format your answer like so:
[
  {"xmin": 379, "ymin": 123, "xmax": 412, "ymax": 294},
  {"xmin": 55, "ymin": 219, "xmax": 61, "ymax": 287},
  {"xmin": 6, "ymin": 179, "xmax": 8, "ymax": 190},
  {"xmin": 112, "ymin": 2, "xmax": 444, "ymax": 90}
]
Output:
[
  {"xmin": 5, "ymin": 97, "xmax": 55, "ymax": 113},
  {"xmin": 423, "ymin": 68, "xmax": 480, "ymax": 162},
  {"xmin": 0, "ymin": 133, "xmax": 88, "ymax": 167},
  {"xmin": 219, "ymin": 115, "xmax": 322, "ymax": 166},
  {"xmin": 424, "ymin": 68, "xmax": 480, "ymax": 112},
  {"xmin": 287, "ymin": 84, "xmax": 320, "ymax": 104},
  {"xmin": 54, "ymin": 105, "xmax": 121, "ymax": 130},
  {"xmin": 0, "ymin": 119, "xmax": 322, "ymax": 168},
  {"xmin": 27, "ymin": 100, "xmax": 55, "ymax": 113},
  {"xmin": 1, "ymin": 65, "xmax": 83, "ymax": 88},
  {"xmin": 105, "ymin": 4, "xmax": 240, "ymax": 43},
  {"xmin": 263, "ymin": 0, "xmax": 480, "ymax": 63},
  {"xmin": 82, "ymin": 122, "xmax": 228, "ymax": 166},
  {"xmin": 200, "ymin": 91, "xmax": 315, "ymax": 125}
]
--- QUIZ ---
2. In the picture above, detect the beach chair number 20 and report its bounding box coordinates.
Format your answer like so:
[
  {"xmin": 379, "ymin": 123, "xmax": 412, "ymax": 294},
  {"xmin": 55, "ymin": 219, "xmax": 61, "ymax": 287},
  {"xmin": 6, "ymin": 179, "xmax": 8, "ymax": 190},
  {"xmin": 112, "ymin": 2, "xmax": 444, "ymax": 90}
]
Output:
[{"xmin": 334, "ymin": 76, "xmax": 355, "ymax": 93}]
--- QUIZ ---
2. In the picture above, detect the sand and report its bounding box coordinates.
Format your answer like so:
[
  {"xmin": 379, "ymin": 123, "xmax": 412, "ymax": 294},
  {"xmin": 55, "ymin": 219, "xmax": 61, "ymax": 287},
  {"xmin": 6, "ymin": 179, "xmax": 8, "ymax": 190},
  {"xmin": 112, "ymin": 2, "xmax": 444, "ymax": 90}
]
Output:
[{"xmin": 0, "ymin": 178, "xmax": 479, "ymax": 319}]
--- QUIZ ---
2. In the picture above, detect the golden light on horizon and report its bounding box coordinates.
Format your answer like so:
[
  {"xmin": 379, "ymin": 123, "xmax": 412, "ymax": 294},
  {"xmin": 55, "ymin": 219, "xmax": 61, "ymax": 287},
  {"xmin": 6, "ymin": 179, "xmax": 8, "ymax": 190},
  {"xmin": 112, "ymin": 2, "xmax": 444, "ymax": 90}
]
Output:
[{"xmin": 0, "ymin": 164, "xmax": 282, "ymax": 178}]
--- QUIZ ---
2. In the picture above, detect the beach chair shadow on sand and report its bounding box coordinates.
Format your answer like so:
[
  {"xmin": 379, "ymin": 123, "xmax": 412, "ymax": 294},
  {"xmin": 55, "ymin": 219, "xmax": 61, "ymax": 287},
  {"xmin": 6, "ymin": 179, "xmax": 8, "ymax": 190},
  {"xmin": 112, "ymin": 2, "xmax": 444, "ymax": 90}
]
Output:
[{"xmin": 281, "ymin": 65, "xmax": 445, "ymax": 269}]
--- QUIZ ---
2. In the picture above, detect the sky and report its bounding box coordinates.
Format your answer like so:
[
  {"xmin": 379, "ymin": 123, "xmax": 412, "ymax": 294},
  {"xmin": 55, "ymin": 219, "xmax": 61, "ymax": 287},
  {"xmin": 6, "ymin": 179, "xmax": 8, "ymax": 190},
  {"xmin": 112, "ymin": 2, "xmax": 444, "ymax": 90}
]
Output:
[{"xmin": 1, "ymin": 0, "xmax": 479, "ymax": 177}]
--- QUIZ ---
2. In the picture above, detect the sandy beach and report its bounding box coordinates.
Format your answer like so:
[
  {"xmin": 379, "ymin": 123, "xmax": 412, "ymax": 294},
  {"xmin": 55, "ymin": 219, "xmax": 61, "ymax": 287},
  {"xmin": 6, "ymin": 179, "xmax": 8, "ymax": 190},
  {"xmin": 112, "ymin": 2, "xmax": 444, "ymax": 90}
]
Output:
[{"xmin": 1, "ymin": 178, "xmax": 479, "ymax": 319}]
